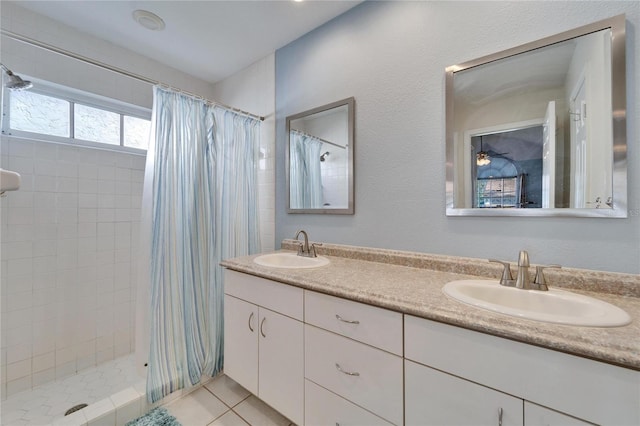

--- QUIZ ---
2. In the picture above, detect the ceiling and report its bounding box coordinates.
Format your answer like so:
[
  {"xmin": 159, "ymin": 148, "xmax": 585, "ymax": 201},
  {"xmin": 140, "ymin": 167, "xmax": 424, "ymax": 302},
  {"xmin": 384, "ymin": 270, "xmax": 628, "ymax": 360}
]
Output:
[{"xmin": 13, "ymin": 1, "xmax": 361, "ymax": 84}]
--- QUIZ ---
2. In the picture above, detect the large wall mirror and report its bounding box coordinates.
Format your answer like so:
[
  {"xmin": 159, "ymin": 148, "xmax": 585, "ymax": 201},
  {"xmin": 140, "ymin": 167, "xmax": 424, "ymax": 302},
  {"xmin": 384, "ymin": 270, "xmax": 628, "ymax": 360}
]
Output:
[
  {"xmin": 286, "ymin": 97, "xmax": 355, "ymax": 214},
  {"xmin": 446, "ymin": 14, "xmax": 626, "ymax": 217}
]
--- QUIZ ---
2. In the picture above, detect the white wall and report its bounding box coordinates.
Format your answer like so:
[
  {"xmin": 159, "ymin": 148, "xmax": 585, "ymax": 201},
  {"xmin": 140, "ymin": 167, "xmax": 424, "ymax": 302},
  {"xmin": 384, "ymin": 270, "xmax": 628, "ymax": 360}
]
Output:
[
  {"xmin": 0, "ymin": 2, "xmax": 219, "ymax": 398},
  {"xmin": 212, "ymin": 54, "xmax": 276, "ymax": 253},
  {"xmin": 275, "ymin": 1, "xmax": 640, "ymax": 274}
]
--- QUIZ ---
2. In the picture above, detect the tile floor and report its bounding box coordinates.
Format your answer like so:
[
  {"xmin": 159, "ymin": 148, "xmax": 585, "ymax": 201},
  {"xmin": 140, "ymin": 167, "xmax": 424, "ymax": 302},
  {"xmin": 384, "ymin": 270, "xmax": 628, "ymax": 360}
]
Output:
[
  {"xmin": 165, "ymin": 375, "xmax": 294, "ymax": 426},
  {"xmin": 1, "ymin": 354, "xmax": 292, "ymax": 426}
]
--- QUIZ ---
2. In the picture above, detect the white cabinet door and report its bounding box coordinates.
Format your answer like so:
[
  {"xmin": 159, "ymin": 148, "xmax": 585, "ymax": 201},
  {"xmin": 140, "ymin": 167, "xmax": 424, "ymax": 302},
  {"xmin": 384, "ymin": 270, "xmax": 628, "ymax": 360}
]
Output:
[
  {"xmin": 223, "ymin": 295, "xmax": 258, "ymax": 395},
  {"xmin": 258, "ymin": 308, "xmax": 304, "ymax": 426},
  {"xmin": 524, "ymin": 402, "xmax": 594, "ymax": 426},
  {"xmin": 405, "ymin": 360, "xmax": 523, "ymax": 426}
]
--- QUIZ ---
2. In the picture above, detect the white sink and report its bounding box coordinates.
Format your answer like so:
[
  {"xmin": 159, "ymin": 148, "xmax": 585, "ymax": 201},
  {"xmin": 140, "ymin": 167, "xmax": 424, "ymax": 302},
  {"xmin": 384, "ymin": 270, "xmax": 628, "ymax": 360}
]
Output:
[
  {"xmin": 253, "ymin": 252, "xmax": 330, "ymax": 269},
  {"xmin": 443, "ymin": 280, "xmax": 631, "ymax": 327}
]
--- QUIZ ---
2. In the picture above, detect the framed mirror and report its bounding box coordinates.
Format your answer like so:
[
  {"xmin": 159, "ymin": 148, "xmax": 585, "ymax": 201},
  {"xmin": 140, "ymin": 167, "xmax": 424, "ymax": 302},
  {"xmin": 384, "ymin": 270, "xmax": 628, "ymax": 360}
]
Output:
[
  {"xmin": 446, "ymin": 14, "xmax": 626, "ymax": 217},
  {"xmin": 286, "ymin": 97, "xmax": 355, "ymax": 214}
]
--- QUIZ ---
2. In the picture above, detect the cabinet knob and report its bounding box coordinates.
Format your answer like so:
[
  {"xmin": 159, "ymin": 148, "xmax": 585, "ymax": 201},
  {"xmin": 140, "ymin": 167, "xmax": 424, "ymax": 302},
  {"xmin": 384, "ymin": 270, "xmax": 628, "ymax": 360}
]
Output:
[
  {"xmin": 335, "ymin": 363, "xmax": 360, "ymax": 377},
  {"xmin": 335, "ymin": 314, "xmax": 360, "ymax": 325},
  {"xmin": 248, "ymin": 312, "xmax": 255, "ymax": 332}
]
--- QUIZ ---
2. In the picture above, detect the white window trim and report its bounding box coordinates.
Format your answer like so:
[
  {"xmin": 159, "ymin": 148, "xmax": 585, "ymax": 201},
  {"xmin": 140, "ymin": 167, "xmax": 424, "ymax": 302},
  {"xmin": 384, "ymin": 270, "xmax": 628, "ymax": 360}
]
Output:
[{"xmin": 1, "ymin": 77, "xmax": 151, "ymax": 154}]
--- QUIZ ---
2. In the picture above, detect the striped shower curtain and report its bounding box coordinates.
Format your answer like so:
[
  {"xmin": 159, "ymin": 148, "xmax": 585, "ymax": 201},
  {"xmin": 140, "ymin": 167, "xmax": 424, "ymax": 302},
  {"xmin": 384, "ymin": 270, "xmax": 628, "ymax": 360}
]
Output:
[
  {"xmin": 290, "ymin": 131, "xmax": 323, "ymax": 208},
  {"xmin": 146, "ymin": 87, "xmax": 261, "ymax": 403}
]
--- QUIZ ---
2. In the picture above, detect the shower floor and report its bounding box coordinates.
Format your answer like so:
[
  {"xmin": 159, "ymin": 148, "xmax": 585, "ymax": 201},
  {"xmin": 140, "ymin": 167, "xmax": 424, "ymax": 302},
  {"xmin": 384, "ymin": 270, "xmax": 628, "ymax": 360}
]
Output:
[{"xmin": 1, "ymin": 354, "xmax": 143, "ymax": 425}]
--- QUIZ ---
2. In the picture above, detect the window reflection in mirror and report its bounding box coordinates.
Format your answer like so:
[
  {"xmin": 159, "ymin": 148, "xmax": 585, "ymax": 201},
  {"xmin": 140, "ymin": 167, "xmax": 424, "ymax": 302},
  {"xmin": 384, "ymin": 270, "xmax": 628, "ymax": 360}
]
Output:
[
  {"xmin": 286, "ymin": 97, "xmax": 354, "ymax": 214},
  {"xmin": 446, "ymin": 14, "xmax": 626, "ymax": 217}
]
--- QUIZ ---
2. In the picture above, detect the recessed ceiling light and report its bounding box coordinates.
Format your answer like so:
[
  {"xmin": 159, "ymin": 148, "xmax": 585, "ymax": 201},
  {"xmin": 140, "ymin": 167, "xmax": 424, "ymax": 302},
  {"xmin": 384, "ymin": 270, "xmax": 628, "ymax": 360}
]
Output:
[{"xmin": 133, "ymin": 9, "xmax": 166, "ymax": 31}]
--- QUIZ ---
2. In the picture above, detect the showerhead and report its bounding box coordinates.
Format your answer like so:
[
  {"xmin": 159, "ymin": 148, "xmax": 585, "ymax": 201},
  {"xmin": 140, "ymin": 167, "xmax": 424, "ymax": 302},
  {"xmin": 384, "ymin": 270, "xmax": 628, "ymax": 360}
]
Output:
[
  {"xmin": 320, "ymin": 151, "xmax": 330, "ymax": 162},
  {"xmin": 0, "ymin": 64, "xmax": 32, "ymax": 91}
]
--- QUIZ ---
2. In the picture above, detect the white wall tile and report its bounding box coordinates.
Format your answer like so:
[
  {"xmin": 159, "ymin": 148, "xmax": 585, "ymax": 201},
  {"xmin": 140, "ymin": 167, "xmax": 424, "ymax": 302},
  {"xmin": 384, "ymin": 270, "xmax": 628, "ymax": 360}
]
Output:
[
  {"xmin": 3, "ymin": 138, "xmax": 143, "ymax": 391},
  {"xmin": 9, "ymin": 156, "xmax": 34, "ymax": 175},
  {"xmin": 6, "ymin": 375, "xmax": 31, "ymax": 397},
  {"xmin": 32, "ymin": 368, "xmax": 56, "ymax": 387},
  {"xmin": 6, "ymin": 344, "xmax": 32, "ymax": 364},
  {"xmin": 34, "ymin": 175, "xmax": 57, "ymax": 192},
  {"xmin": 6, "ymin": 359, "xmax": 31, "ymax": 381},
  {"xmin": 32, "ymin": 352, "xmax": 55, "ymax": 373}
]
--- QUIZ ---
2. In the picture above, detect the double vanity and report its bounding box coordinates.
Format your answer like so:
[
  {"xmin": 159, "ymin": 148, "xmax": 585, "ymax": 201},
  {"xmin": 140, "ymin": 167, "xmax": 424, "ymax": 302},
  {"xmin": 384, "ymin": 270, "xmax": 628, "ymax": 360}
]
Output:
[{"xmin": 222, "ymin": 240, "xmax": 640, "ymax": 426}]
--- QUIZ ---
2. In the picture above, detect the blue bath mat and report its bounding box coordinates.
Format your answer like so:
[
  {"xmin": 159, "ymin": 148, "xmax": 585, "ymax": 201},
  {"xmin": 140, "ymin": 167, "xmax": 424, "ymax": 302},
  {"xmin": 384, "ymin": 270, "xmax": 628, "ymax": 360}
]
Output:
[{"xmin": 125, "ymin": 407, "xmax": 181, "ymax": 426}]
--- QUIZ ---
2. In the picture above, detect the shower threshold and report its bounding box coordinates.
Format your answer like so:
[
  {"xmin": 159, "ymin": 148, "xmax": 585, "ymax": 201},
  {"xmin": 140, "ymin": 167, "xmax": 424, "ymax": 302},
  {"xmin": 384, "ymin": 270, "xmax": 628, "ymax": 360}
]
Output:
[{"xmin": 1, "ymin": 354, "xmax": 145, "ymax": 425}]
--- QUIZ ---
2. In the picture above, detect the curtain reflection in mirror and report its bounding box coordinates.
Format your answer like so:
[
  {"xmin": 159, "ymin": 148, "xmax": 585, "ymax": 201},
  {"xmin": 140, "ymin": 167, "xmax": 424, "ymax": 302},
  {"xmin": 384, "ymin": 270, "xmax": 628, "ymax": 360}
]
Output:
[{"xmin": 290, "ymin": 130, "xmax": 323, "ymax": 208}]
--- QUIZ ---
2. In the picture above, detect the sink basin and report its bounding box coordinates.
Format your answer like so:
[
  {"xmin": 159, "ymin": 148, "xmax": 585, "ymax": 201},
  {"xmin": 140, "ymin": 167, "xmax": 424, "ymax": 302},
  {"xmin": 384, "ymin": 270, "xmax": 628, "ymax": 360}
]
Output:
[
  {"xmin": 253, "ymin": 252, "xmax": 330, "ymax": 269},
  {"xmin": 443, "ymin": 280, "xmax": 631, "ymax": 327}
]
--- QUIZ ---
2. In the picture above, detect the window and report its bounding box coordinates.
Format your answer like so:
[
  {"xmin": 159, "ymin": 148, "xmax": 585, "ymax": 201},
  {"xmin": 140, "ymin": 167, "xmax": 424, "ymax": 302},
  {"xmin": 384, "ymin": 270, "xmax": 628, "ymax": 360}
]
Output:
[
  {"xmin": 3, "ymin": 80, "xmax": 151, "ymax": 151},
  {"xmin": 476, "ymin": 176, "xmax": 523, "ymax": 208},
  {"xmin": 9, "ymin": 91, "xmax": 70, "ymax": 137}
]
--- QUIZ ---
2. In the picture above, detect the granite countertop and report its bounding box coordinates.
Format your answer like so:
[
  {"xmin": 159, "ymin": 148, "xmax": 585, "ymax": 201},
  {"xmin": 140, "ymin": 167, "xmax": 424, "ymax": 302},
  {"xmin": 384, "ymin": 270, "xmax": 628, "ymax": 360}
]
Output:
[{"xmin": 221, "ymin": 243, "xmax": 640, "ymax": 371}]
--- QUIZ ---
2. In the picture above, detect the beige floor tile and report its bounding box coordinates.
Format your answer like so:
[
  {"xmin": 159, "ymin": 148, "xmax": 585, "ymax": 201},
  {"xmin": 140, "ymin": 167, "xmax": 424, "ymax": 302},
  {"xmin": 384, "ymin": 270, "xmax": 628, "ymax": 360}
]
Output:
[
  {"xmin": 204, "ymin": 375, "xmax": 251, "ymax": 408},
  {"xmin": 209, "ymin": 410, "xmax": 250, "ymax": 426},
  {"xmin": 233, "ymin": 396, "xmax": 293, "ymax": 426},
  {"xmin": 166, "ymin": 387, "xmax": 228, "ymax": 426}
]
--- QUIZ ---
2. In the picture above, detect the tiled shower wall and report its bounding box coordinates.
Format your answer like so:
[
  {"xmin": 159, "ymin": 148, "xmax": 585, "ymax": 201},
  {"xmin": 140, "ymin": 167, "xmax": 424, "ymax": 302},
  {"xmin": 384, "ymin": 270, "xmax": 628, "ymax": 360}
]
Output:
[{"xmin": 0, "ymin": 136, "xmax": 145, "ymax": 399}]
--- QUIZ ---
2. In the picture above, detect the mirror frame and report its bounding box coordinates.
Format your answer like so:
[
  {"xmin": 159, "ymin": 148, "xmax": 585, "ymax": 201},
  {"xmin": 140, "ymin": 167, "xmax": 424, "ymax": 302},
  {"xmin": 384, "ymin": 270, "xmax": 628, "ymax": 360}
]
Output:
[
  {"xmin": 445, "ymin": 14, "xmax": 627, "ymax": 218},
  {"xmin": 286, "ymin": 97, "xmax": 355, "ymax": 214}
]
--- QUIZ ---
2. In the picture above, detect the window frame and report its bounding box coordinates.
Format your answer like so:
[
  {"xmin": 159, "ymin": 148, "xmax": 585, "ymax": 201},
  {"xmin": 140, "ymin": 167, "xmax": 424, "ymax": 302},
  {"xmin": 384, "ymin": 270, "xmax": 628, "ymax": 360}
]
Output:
[{"xmin": 1, "ymin": 78, "xmax": 151, "ymax": 153}]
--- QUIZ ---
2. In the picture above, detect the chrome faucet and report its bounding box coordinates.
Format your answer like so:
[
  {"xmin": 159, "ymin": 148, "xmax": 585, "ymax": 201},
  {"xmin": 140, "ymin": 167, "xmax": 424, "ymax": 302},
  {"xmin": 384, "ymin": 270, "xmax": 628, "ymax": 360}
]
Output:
[
  {"xmin": 294, "ymin": 230, "xmax": 320, "ymax": 258},
  {"xmin": 489, "ymin": 251, "xmax": 560, "ymax": 291}
]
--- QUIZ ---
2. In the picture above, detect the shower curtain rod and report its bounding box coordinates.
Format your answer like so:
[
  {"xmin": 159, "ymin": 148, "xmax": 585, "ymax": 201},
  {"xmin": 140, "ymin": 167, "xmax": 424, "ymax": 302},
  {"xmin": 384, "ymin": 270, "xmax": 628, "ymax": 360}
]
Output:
[
  {"xmin": 291, "ymin": 128, "xmax": 347, "ymax": 149},
  {"xmin": 1, "ymin": 29, "xmax": 265, "ymax": 121}
]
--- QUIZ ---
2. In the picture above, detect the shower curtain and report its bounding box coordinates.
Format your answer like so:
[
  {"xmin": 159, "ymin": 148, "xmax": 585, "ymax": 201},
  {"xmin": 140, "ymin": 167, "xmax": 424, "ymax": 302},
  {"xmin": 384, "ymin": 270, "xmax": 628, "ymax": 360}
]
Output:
[
  {"xmin": 145, "ymin": 87, "xmax": 261, "ymax": 403},
  {"xmin": 290, "ymin": 131, "xmax": 323, "ymax": 208}
]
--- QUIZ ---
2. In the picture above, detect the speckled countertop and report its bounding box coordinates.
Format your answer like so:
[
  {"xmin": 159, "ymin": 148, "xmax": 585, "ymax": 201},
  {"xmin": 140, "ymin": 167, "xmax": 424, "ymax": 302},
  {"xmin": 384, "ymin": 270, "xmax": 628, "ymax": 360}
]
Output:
[{"xmin": 221, "ymin": 241, "xmax": 640, "ymax": 371}]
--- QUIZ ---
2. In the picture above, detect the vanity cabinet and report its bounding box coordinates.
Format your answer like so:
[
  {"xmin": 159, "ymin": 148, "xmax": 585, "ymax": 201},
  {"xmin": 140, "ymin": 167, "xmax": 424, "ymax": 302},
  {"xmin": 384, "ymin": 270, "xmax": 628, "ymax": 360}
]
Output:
[
  {"xmin": 404, "ymin": 315, "xmax": 640, "ymax": 425},
  {"xmin": 223, "ymin": 268, "xmax": 638, "ymax": 426},
  {"xmin": 223, "ymin": 270, "xmax": 304, "ymax": 425},
  {"xmin": 304, "ymin": 291, "xmax": 403, "ymax": 426}
]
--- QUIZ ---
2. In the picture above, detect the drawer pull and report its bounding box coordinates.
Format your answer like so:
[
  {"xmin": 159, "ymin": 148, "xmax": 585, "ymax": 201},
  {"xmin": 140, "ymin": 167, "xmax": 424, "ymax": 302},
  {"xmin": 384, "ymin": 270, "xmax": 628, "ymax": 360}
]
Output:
[
  {"xmin": 335, "ymin": 363, "xmax": 360, "ymax": 376},
  {"xmin": 335, "ymin": 314, "xmax": 360, "ymax": 325},
  {"xmin": 260, "ymin": 317, "xmax": 266, "ymax": 338},
  {"xmin": 498, "ymin": 407, "xmax": 503, "ymax": 426},
  {"xmin": 248, "ymin": 312, "xmax": 255, "ymax": 332}
]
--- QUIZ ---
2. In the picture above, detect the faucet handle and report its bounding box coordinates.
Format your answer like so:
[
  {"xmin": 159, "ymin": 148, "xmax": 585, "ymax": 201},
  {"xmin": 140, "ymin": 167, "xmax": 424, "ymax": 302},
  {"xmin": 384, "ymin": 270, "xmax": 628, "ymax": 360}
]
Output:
[
  {"xmin": 488, "ymin": 259, "xmax": 513, "ymax": 286},
  {"xmin": 310, "ymin": 243, "xmax": 322, "ymax": 258},
  {"xmin": 533, "ymin": 264, "xmax": 561, "ymax": 286}
]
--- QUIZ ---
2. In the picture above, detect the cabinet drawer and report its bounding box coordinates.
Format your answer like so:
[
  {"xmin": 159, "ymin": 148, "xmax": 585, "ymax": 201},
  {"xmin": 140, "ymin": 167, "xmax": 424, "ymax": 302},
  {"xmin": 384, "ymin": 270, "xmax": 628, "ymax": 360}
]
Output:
[
  {"xmin": 405, "ymin": 315, "xmax": 640, "ymax": 425},
  {"xmin": 405, "ymin": 359, "xmax": 523, "ymax": 426},
  {"xmin": 305, "ymin": 290, "xmax": 403, "ymax": 355},
  {"xmin": 305, "ymin": 325, "xmax": 403, "ymax": 425},
  {"xmin": 305, "ymin": 380, "xmax": 393, "ymax": 426},
  {"xmin": 524, "ymin": 402, "xmax": 594, "ymax": 426},
  {"xmin": 224, "ymin": 269, "xmax": 303, "ymax": 320}
]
